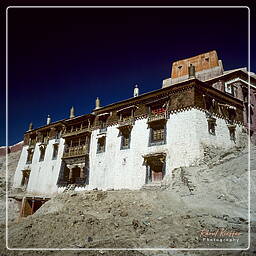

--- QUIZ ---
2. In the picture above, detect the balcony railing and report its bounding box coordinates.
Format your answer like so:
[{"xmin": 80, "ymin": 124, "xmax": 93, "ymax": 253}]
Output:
[
  {"xmin": 63, "ymin": 127, "xmax": 91, "ymax": 137},
  {"xmin": 118, "ymin": 117, "xmax": 135, "ymax": 127},
  {"xmin": 75, "ymin": 177, "xmax": 87, "ymax": 185},
  {"xmin": 62, "ymin": 145, "xmax": 89, "ymax": 158},
  {"xmin": 57, "ymin": 177, "xmax": 86, "ymax": 186},
  {"xmin": 147, "ymin": 113, "xmax": 167, "ymax": 123}
]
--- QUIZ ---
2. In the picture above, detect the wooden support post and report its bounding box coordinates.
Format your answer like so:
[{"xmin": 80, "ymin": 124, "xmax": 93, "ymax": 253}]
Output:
[
  {"xmin": 20, "ymin": 197, "xmax": 26, "ymax": 217},
  {"xmin": 80, "ymin": 167, "xmax": 85, "ymax": 179},
  {"xmin": 31, "ymin": 198, "xmax": 35, "ymax": 215},
  {"xmin": 69, "ymin": 168, "xmax": 73, "ymax": 180}
]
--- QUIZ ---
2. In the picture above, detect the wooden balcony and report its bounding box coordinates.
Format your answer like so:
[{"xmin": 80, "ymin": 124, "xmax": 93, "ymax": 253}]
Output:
[
  {"xmin": 62, "ymin": 127, "xmax": 91, "ymax": 137},
  {"xmin": 62, "ymin": 145, "xmax": 89, "ymax": 158},
  {"xmin": 118, "ymin": 117, "xmax": 135, "ymax": 127},
  {"xmin": 57, "ymin": 177, "xmax": 86, "ymax": 186},
  {"xmin": 147, "ymin": 113, "xmax": 167, "ymax": 123}
]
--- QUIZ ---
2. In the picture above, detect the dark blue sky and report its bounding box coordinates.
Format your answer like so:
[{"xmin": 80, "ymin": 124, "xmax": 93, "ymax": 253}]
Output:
[{"xmin": 2, "ymin": 6, "xmax": 254, "ymax": 145}]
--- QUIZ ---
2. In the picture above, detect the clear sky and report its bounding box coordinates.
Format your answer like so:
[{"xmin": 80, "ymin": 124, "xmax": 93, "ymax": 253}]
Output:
[{"xmin": 1, "ymin": 6, "xmax": 254, "ymax": 145}]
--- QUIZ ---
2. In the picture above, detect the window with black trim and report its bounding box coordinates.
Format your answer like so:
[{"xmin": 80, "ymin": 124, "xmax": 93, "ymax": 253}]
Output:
[
  {"xmin": 207, "ymin": 117, "xmax": 216, "ymax": 135},
  {"xmin": 97, "ymin": 136, "xmax": 106, "ymax": 153},
  {"xmin": 149, "ymin": 123, "xmax": 166, "ymax": 146},
  {"xmin": 224, "ymin": 82, "xmax": 235, "ymax": 96},
  {"xmin": 39, "ymin": 145, "xmax": 46, "ymax": 162},
  {"xmin": 52, "ymin": 144, "xmax": 59, "ymax": 160},
  {"xmin": 227, "ymin": 125, "xmax": 236, "ymax": 142},
  {"xmin": 99, "ymin": 120, "xmax": 107, "ymax": 133},
  {"xmin": 121, "ymin": 133, "xmax": 131, "ymax": 150},
  {"xmin": 26, "ymin": 148, "xmax": 34, "ymax": 164},
  {"xmin": 21, "ymin": 170, "xmax": 30, "ymax": 187}
]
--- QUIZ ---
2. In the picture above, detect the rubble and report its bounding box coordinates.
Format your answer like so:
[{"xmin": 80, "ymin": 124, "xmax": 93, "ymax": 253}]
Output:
[{"xmin": 0, "ymin": 146, "xmax": 255, "ymax": 256}]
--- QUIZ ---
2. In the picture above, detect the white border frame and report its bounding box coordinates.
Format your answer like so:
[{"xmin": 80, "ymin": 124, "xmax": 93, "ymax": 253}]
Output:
[{"xmin": 5, "ymin": 5, "xmax": 251, "ymax": 252}]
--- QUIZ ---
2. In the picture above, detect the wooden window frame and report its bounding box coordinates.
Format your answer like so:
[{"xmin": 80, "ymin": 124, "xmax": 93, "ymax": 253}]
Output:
[{"xmin": 148, "ymin": 123, "xmax": 166, "ymax": 146}]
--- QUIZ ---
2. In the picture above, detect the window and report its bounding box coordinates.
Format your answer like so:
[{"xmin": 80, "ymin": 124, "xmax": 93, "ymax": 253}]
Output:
[
  {"xmin": 29, "ymin": 137, "xmax": 36, "ymax": 147},
  {"xmin": 43, "ymin": 134, "xmax": 48, "ymax": 144},
  {"xmin": 97, "ymin": 136, "xmax": 106, "ymax": 153},
  {"xmin": 230, "ymin": 129, "xmax": 236, "ymax": 142},
  {"xmin": 121, "ymin": 133, "xmax": 130, "ymax": 150},
  {"xmin": 224, "ymin": 82, "xmax": 234, "ymax": 96},
  {"xmin": 149, "ymin": 123, "xmax": 166, "ymax": 146},
  {"xmin": 99, "ymin": 120, "xmax": 107, "ymax": 133},
  {"xmin": 207, "ymin": 118, "xmax": 216, "ymax": 135},
  {"xmin": 52, "ymin": 144, "xmax": 59, "ymax": 160},
  {"xmin": 26, "ymin": 148, "xmax": 34, "ymax": 164},
  {"xmin": 152, "ymin": 128, "xmax": 164, "ymax": 141},
  {"xmin": 151, "ymin": 105, "xmax": 166, "ymax": 115},
  {"xmin": 228, "ymin": 125, "xmax": 236, "ymax": 142},
  {"xmin": 55, "ymin": 130, "xmax": 61, "ymax": 140},
  {"xmin": 21, "ymin": 170, "xmax": 30, "ymax": 187},
  {"xmin": 39, "ymin": 145, "xmax": 46, "ymax": 162}
]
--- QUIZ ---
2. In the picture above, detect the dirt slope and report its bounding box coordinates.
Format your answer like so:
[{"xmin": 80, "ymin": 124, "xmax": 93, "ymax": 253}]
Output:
[
  {"xmin": 0, "ymin": 151, "xmax": 21, "ymax": 225},
  {"xmin": 0, "ymin": 146, "xmax": 255, "ymax": 256}
]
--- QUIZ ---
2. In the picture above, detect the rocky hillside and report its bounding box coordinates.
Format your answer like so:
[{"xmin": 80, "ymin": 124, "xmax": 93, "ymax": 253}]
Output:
[
  {"xmin": 0, "ymin": 150, "xmax": 22, "ymax": 232},
  {"xmin": 0, "ymin": 146, "xmax": 255, "ymax": 256}
]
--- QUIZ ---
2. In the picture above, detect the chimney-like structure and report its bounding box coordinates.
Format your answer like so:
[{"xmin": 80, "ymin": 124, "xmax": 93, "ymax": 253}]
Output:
[
  {"xmin": 133, "ymin": 84, "xmax": 139, "ymax": 97},
  {"xmin": 28, "ymin": 122, "xmax": 33, "ymax": 131},
  {"xmin": 95, "ymin": 97, "xmax": 101, "ymax": 109},
  {"xmin": 188, "ymin": 64, "xmax": 196, "ymax": 78},
  {"xmin": 47, "ymin": 115, "xmax": 51, "ymax": 125},
  {"xmin": 162, "ymin": 50, "xmax": 224, "ymax": 88},
  {"xmin": 70, "ymin": 106, "xmax": 75, "ymax": 119}
]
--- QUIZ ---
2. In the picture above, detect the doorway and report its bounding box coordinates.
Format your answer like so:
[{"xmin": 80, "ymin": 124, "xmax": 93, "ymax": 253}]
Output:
[{"xmin": 143, "ymin": 153, "xmax": 166, "ymax": 184}]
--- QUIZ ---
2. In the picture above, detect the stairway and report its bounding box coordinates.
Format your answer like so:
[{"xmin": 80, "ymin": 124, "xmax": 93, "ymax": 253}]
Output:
[{"xmin": 63, "ymin": 184, "xmax": 76, "ymax": 193}]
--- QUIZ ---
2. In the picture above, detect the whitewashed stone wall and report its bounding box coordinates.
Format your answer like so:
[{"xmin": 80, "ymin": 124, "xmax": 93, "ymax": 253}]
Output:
[
  {"xmin": 13, "ymin": 109, "xmax": 244, "ymax": 194},
  {"xmin": 84, "ymin": 108, "xmax": 242, "ymax": 191},
  {"xmin": 13, "ymin": 138, "xmax": 65, "ymax": 195}
]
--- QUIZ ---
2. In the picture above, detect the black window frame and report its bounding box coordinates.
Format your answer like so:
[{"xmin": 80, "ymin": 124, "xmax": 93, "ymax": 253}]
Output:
[
  {"xmin": 207, "ymin": 118, "xmax": 216, "ymax": 136},
  {"xmin": 52, "ymin": 143, "xmax": 59, "ymax": 160},
  {"xmin": 39, "ymin": 145, "xmax": 46, "ymax": 162},
  {"xmin": 148, "ymin": 123, "xmax": 166, "ymax": 146},
  {"xmin": 97, "ymin": 136, "xmax": 106, "ymax": 153},
  {"xmin": 120, "ymin": 133, "xmax": 131, "ymax": 150},
  {"xmin": 26, "ymin": 148, "xmax": 34, "ymax": 164}
]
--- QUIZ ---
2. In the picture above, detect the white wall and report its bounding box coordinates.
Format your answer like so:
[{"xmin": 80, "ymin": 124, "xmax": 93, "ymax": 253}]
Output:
[
  {"xmin": 13, "ymin": 138, "xmax": 65, "ymax": 195},
  {"xmin": 13, "ymin": 108, "xmax": 244, "ymax": 194},
  {"xmin": 87, "ymin": 108, "xmax": 241, "ymax": 191}
]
